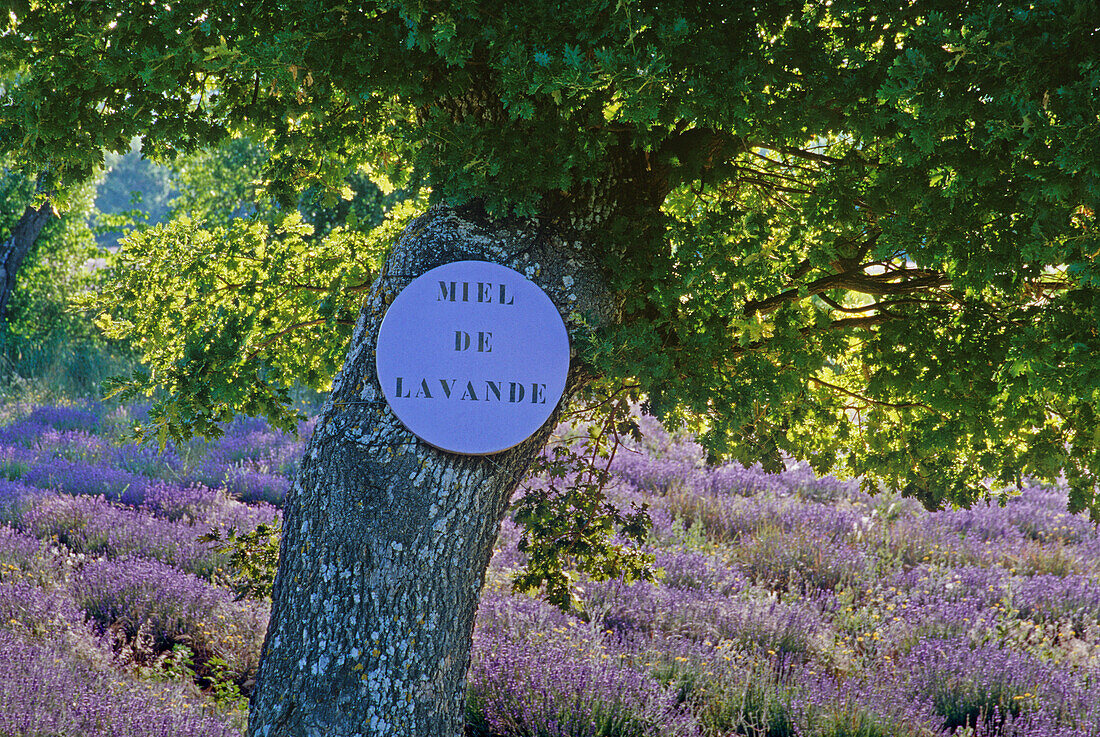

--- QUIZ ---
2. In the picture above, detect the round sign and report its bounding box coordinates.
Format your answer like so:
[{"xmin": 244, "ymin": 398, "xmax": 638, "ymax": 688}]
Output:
[{"xmin": 375, "ymin": 260, "xmax": 570, "ymax": 455}]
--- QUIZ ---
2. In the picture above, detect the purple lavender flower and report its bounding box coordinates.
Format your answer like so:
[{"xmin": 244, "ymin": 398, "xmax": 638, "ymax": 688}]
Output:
[
  {"xmin": 140, "ymin": 481, "xmax": 280, "ymax": 531},
  {"xmin": 224, "ymin": 415, "xmax": 272, "ymax": 436},
  {"xmin": 24, "ymin": 403, "xmax": 102, "ymax": 433},
  {"xmin": 0, "ymin": 404, "xmax": 103, "ymax": 448},
  {"xmin": 885, "ymin": 514, "xmax": 986, "ymax": 569},
  {"xmin": 896, "ymin": 636, "xmax": 1099, "ymax": 733},
  {"xmin": 0, "ymin": 524, "xmax": 40, "ymax": 568},
  {"xmin": 705, "ymin": 461, "xmax": 778, "ymax": 497},
  {"xmin": 109, "ymin": 441, "xmax": 184, "ymax": 479},
  {"xmin": 142, "ymin": 482, "xmax": 228, "ymax": 523},
  {"xmin": 585, "ymin": 579, "xmax": 821, "ymax": 659},
  {"xmin": 935, "ymin": 504, "xmax": 1029, "ymax": 545},
  {"xmin": 611, "ymin": 446, "xmax": 706, "ymax": 497},
  {"xmin": 789, "ymin": 669, "xmax": 943, "ymax": 737},
  {"xmin": 34, "ymin": 428, "xmax": 110, "ymax": 461},
  {"xmin": 18, "ymin": 493, "xmax": 229, "ymax": 578},
  {"xmin": 969, "ymin": 707, "xmax": 1100, "ymax": 737},
  {"xmin": 21, "ymin": 457, "xmax": 153, "ymax": 506},
  {"xmin": 167, "ymin": 412, "xmax": 305, "ymax": 496},
  {"xmin": 652, "ymin": 548, "xmax": 749, "ymax": 594},
  {"xmin": 470, "ymin": 614, "xmax": 699, "ymax": 736},
  {"xmin": 222, "ymin": 464, "xmax": 291, "ymax": 505},
  {"xmin": 732, "ymin": 521, "xmax": 869, "ymax": 594},
  {"xmin": 1005, "ymin": 483, "xmax": 1099, "ymax": 545},
  {"xmin": 0, "ymin": 577, "xmax": 86, "ymax": 638},
  {"xmin": 490, "ymin": 516, "xmax": 526, "ymax": 570},
  {"xmin": 885, "ymin": 565, "xmax": 1010, "ymax": 609},
  {"xmin": 0, "ymin": 419, "xmax": 50, "ymax": 447},
  {"xmin": 0, "ymin": 442, "xmax": 35, "ymax": 481},
  {"xmin": 0, "ymin": 631, "xmax": 242, "ymax": 736},
  {"xmin": 182, "ymin": 429, "xmax": 299, "ymax": 505},
  {"xmin": 0, "ymin": 477, "xmax": 43, "ymax": 522},
  {"xmin": 73, "ymin": 555, "xmax": 233, "ymax": 648},
  {"xmin": 1013, "ymin": 573, "xmax": 1100, "ymax": 630}
]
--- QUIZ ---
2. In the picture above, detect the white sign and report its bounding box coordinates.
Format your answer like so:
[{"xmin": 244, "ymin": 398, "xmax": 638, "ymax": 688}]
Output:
[{"xmin": 375, "ymin": 261, "xmax": 570, "ymax": 455}]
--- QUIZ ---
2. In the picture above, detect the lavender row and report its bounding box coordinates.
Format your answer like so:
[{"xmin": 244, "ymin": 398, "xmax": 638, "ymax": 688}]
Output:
[
  {"xmin": 0, "ymin": 631, "xmax": 241, "ymax": 737},
  {"xmin": 470, "ymin": 592, "xmax": 1100, "ymax": 737},
  {"xmin": 5, "ymin": 487, "xmax": 277, "ymax": 580},
  {"xmin": 2, "ymin": 522, "xmax": 267, "ymax": 667},
  {"xmin": 1, "ymin": 401, "xmax": 310, "ymax": 507}
]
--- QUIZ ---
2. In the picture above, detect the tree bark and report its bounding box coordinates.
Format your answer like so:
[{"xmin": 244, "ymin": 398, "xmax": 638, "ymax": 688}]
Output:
[
  {"xmin": 248, "ymin": 205, "xmax": 616, "ymax": 737},
  {"xmin": 0, "ymin": 202, "xmax": 53, "ymax": 326}
]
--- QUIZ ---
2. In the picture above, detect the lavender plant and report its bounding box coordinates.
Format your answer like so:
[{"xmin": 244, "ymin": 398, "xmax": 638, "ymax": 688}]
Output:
[
  {"xmin": 3, "ymin": 401, "xmax": 1100, "ymax": 737},
  {"xmin": 21, "ymin": 456, "xmax": 153, "ymax": 505},
  {"xmin": 470, "ymin": 625, "xmax": 698, "ymax": 737},
  {"xmin": 897, "ymin": 637, "xmax": 1100, "ymax": 733},
  {"xmin": 18, "ymin": 493, "xmax": 229, "ymax": 577},
  {"xmin": 0, "ymin": 632, "xmax": 242, "ymax": 737},
  {"xmin": 72, "ymin": 555, "xmax": 233, "ymax": 649}
]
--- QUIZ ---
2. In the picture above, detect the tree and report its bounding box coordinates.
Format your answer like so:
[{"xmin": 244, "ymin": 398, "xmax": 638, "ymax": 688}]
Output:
[
  {"xmin": 0, "ymin": 199, "xmax": 52, "ymax": 328},
  {"xmin": 3, "ymin": 2, "xmax": 1099, "ymax": 735},
  {"xmin": 1, "ymin": 77, "xmax": 112, "ymax": 379},
  {"xmin": 0, "ymin": 165, "xmax": 101, "ymax": 359}
]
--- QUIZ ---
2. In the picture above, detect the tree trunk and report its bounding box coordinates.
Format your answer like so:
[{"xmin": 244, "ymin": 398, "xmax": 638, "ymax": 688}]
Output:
[
  {"xmin": 0, "ymin": 202, "xmax": 53, "ymax": 326},
  {"xmin": 248, "ymin": 205, "xmax": 616, "ymax": 737}
]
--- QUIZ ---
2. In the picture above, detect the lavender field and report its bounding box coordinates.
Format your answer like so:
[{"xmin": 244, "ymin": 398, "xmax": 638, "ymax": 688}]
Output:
[{"xmin": 1, "ymin": 401, "xmax": 1099, "ymax": 736}]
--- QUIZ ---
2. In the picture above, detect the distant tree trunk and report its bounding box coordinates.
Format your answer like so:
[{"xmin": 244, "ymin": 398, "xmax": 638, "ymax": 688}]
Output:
[
  {"xmin": 0, "ymin": 202, "xmax": 52, "ymax": 326},
  {"xmin": 248, "ymin": 205, "xmax": 617, "ymax": 737}
]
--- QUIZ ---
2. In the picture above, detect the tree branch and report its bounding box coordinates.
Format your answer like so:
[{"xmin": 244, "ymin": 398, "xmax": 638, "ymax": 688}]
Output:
[
  {"xmin": 776, "ymin": 146, "xmax": 844, "ymax": 164},
  {"xmin": 809, "ymin": 376, "xmax": 940, "ymax": 414},
  {"xmin": 745, "ymin": 268, "xmax": 950, "ymax": 317},
  {"xmin": 817, "ymin": 293, "xmax": 876, "ymax": 313},
  {"xmin": 727, "ymin": 312, "xmax": 892, "ymax": 357},
  {"xmin": 246, "ymin": 318, "xmax": 354, "ymax": 361}
]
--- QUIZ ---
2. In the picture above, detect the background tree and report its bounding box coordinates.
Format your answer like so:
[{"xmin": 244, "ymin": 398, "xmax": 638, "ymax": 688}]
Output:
[
  {"xmin": 0, "ymin": 180, "xmax": 52, "ymax": 327},
  {"xmin": 0, "ymin": 162, "xmax": 119, "ymax": 394},
  {"xmin": 3, "ymin": 2, "xmax": 1099, "ymax": 736},
  {"xmin": 166, "ymin": 135, "xmax": 400, "ymax": 235}
]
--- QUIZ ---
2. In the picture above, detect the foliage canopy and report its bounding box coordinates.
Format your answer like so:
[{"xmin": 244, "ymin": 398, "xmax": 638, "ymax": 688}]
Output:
[{"xmin": 3, "ymin": 1, "xmax": 1099, "ymax": 515}]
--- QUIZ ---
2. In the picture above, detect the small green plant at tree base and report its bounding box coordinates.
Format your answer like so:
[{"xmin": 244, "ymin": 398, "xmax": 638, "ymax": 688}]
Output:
[
  {"xmin": 203, "ymin": 655, "xmax": 249, "ymax": 711},
  {"xmin": 164, "ymin": 644, "xmax": 196, "ymax": 680},
  {"xmin": 201, "ymin": 524, "xmax": 281, "ymax": 601},
  {"xmin": 148, "ymin": 645, "xmax": 248, "ymax": 713}
]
